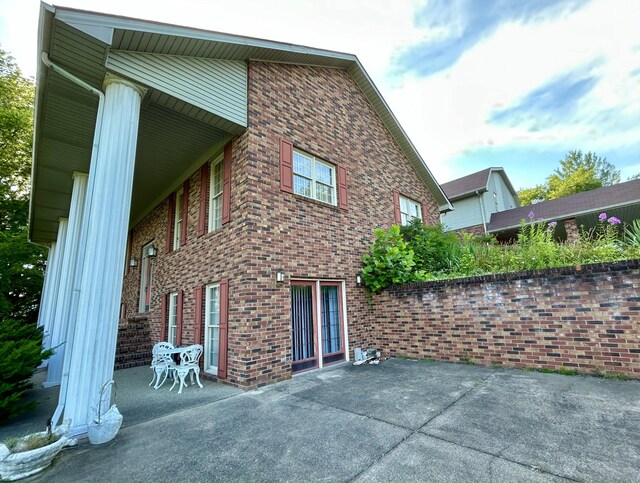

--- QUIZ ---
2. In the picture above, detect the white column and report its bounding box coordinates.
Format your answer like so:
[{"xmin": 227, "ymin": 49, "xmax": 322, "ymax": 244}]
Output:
[
  {"xmin": 63, "ymin": 77, "xmax": 144, "ymax": 435},
  {"xmin": 36, "ymin": 239, "xmax": 60, "ymax": 368},
  {"xmin": 43, "ymin": 173, "xmax": 88, "ymax": 387}
]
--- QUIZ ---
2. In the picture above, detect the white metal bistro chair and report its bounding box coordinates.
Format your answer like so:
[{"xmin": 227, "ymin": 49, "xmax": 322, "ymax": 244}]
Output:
[
  {"xmin": 170, "ymin": 344, "xmax": 204, "ymax": 394},
  {"xmin": 149, "ymin": 342, "xmax": 176, "ymax": 390}
]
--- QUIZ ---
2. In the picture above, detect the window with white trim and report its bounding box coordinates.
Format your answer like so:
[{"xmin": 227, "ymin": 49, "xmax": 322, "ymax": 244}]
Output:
[
  {"xmin": 208, "ymin": 154, "xmax": 223, "ymax": 232},
  {"xmin": 400, "ymin": 195, "xmax": 421, "ymax": 225},
  {"xmin": 168, "ymin": 292, "xmax": 178, "ymax": 345},
  {"xmin": 138, "ymin": 243, "xmax": 154, "ymax": 313},
  {"xmin": 293, "ymin": 150, "xmax": 336, "ymax": 205},
  {"xmin": 173, "ymin": 189, "xmax": 183, "ymax": 250},
  {"xmin": 204, "ymin": 284, "xmax": 220, "ymax": 375}
]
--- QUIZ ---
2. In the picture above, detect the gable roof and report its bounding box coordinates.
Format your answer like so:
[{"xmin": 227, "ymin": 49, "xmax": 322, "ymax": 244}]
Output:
[
  {"xmin": 441, "ymin": 167, "xmax": 517, "ymax": 202},
  {"xmin": 31, "ymin": 3, "xmax": 452, "ymax": 243},
  {"xmin": 488, "ymin": 179, "xmax": 640, "ymax": 232}
]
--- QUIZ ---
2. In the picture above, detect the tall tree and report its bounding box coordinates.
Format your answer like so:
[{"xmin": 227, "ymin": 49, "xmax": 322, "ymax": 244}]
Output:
[
  {"xmin": 0, "ymin": 47, "xmax": 46, "ymax": 323},
  {"xmin": 517, "ymin": 150, "xmax": 621, "ymax": 206},
  {"xmin": 0, "ymin": 48, "xmax": 34, "ymax": 230}
]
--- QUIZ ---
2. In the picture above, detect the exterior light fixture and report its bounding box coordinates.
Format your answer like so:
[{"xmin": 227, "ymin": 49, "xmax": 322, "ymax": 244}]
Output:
[
  {"xmin": 129, "ymin": 258, "xmax": 138, "ymax": 267},
  {"xmin": 356, "ymin": 274, "xmax": 362, "ymax": 286},
  {"xmin": 276, "ymin": 272, "xmax": 285, "ymax": 283},
  {"xmin": 146, "ymin": 246, "xmax": 158, "ymax": 258}
]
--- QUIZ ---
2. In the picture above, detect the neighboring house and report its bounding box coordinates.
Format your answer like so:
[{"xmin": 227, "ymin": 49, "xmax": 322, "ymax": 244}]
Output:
[
  {"xmin": 31, "ymin": 4, "xmax": 451, "ymax": 435},
  {"xmin": 440, "ymin": 167, "xmax": 519, "ymax": 235},
  {"xmin": 488, "ymin": 178, "xmax": 640, "ymax": 242}
]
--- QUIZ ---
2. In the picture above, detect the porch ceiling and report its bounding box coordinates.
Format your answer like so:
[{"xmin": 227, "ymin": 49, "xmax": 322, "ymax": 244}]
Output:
[{"xmin": 32, "ymin": 9, "xmax": 235, "ymax": 243}]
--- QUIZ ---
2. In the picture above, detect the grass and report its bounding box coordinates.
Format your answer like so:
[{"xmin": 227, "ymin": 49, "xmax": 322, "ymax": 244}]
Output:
[
  {"xmin": 459, "ymin": 356, "xmax": 476, "ymax": 365},
  {"xmin": 592, "ymin": 368, "xmax": 628, "ymax": 381},
  {"xmin": 537, "ymin": 367, "xmax": 579, "ymax": 376},
  {"xmin": 394, "ymin": 357, "xmax": 631, "ymax": 381},
  {"xmin": 4, "ymin": 433, "xmax": 60, "ymax": 453}
]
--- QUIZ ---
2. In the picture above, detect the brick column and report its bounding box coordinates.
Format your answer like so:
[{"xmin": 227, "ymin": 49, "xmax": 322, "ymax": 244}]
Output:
[{"xmin": 564, "ymin": 218, "xmax": 579, "ymax": 244}]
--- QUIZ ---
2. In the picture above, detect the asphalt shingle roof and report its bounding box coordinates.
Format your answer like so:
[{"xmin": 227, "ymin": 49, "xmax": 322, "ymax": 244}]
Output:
[
  {"xmin": 488, "ymin": 179, "xmax": 640, "ymax": 231},
  {"xmin": 441, "ymin": 168, "xmax": 494, "ymax": 200}
]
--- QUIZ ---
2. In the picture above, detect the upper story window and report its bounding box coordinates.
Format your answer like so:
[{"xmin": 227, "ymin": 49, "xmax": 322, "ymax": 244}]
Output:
[
  {"xmin": 173, "ymin": 188, "xmax": 183, "ymax": 250},
  {"xmin": 399, "ymin": 195, "xmax": 421, "ymax": 225},
  {"xmin": 208, "ymin": 154, "xmax": 223, "ymax": 232},
  {"xmin": 293, "ymin": 150, "xmax": 336, "ymax": 205}
]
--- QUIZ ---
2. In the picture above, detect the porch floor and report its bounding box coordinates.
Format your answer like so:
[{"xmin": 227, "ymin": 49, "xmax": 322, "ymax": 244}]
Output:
[{"xmin": 0, "ymin": 365, "xmax": 241, "ymax": 441}]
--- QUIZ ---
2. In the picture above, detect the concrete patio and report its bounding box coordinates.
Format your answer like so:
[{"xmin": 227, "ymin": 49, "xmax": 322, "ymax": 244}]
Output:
[{"xmin": 3, "ymin": 359, "xmax": 639, "ymax": 482}]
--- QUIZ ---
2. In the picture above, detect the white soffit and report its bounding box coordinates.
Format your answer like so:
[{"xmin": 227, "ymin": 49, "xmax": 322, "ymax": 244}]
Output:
[{"xmin": 106, "ymin": 51, "xmax": 247, "ymax": 127}]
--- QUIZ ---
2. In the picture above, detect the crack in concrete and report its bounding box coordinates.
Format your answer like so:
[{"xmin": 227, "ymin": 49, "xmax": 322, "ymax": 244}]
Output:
[
  {"xmin": 421, "ymin": 431, "xmax": 581, "ymax": 483},
  {"xmin": 346, "ymin": 371, "xmax": 499, "ymax": 483},
  {"xmin": 282, "ymin": 369, "xmax": 582, "ymax": 483}
]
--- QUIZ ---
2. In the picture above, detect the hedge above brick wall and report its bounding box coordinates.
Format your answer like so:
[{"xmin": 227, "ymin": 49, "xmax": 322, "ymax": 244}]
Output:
[{"xmin": 371, "ymin": 259, "xmax": 640, "ymax": 378}]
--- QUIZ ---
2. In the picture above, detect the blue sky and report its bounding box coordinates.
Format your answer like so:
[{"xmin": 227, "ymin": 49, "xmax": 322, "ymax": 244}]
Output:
[{"xmin": 1, "ymin": 0, "xmax": 639, "ymax": 191}]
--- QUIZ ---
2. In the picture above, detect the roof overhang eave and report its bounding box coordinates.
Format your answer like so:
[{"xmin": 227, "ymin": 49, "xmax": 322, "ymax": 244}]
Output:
[
  {"xmin": 487, "ymin": 198, "xmax": 640, "ymax": 233},
  {"xmin": 29, "ymin": 2, "xmax": 56, "ymax": 243},
  {"xmin": 446, "ymin": 188, "xmax": 488, "ymax": 202}
]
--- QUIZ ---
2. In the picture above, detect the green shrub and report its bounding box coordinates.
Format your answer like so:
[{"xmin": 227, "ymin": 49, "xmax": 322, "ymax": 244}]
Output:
[
  {"xmin": 0, "ymin": 319, "xmax": 53, "ymax": 424},
  {"xmin": 624, "ymin": 219, "xmax": 640, "ymax": 247},
  {"xmin": 361, "ymin": 213, "xmax": 639, "ymax": 292},
  {"xmin": 400, "ymin": 219, "xmax": 460, "ymax": 274},
  {"xmin": 361, "ymin": 225, "xmax": 425, "ymax": 292}
]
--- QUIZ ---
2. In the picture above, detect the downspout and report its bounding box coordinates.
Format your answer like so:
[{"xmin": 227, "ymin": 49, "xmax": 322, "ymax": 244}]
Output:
[
  {"xmin": 476, "ymin": 190, "xmax": 488, "ymax": 234},
  {"xmin": 41, "ymin": 52, "xmax": 105, "ymax": 426}
]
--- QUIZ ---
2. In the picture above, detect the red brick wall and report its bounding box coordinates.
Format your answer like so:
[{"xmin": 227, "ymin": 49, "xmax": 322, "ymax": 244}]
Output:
[
  {"xmin": 371, "ymin": 260, "xmax": 640, "ymax": 378},
  {"xmin": 115, "ymin": 316, "xmax": 152, "ymax": 370},
  {"xmin": 119, "ymin": 61, "xmax": 440, "ymax": 389}
]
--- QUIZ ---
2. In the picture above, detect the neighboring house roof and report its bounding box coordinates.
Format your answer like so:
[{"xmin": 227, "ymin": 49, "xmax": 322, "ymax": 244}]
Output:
[
  {"xmin": 488, "ymin": 179, "xmax": 640, "ymax": 233},
  {"xmin": 441, "ymin": 167, "xmax": 517, "ymax": 202},
  {"xmin": 31, "ymin": 3, "xmax": 452, "ymax": 243}
]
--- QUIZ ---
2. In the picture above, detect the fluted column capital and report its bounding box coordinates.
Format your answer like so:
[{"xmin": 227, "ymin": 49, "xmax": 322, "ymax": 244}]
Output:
[{"xmin": 103, "ymin": 73, "xmax": 147, "ymax": 99}]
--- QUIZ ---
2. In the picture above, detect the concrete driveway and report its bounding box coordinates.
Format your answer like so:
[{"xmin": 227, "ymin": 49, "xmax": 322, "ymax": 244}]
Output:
[{"xmin": 26, "ymin": 359, "xmax": 640, "ymax": 482}]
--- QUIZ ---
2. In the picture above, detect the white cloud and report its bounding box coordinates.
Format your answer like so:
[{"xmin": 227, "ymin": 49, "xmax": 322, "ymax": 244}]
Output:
[{"xmin": 387, "ymin": 0, "xmax": 640, "ymax": 183}]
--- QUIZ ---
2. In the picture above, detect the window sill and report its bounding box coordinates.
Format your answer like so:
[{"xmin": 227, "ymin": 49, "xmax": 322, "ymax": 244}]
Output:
[
  {"xmin": 290, "ymin": 192, "xmax": 340, "ymax": 212},
  {"xmin": 202, "ymin": 223, "xmax": 227, "ymax": 240}
]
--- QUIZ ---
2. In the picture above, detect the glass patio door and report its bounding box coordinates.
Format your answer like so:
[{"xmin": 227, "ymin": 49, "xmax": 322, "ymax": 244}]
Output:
[
  {"xmin": 291, "ymin": 281, "xmax": 346, "ymax": 373},
  {"xmin": 320, "ymin": 283, "xmax": 345, "ymax": 365},
  {"xmin": 290, "ymin": 282, "xmax": 318, "ymax": 373}
]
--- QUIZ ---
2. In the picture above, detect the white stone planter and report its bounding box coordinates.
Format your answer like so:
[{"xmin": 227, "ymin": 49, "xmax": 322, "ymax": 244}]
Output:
[{"xmin": 0, "ymin": 419, "xmax": 75, "ymax": 481}]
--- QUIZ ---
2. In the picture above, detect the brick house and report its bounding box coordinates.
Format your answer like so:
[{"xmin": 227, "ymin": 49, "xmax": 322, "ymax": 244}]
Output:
[{"xmin": 32, "ymin": 5, "xmax": 450, "ymax": 434}]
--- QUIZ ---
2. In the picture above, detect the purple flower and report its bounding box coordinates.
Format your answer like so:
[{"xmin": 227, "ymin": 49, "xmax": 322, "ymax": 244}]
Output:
[
  {"xmin": 528, "ymin": 210, "xmax": 535, "ymax": 219},
  {"xmin": 548, "ymin": 221, "xmax": 557, "ymax": 228},
  {"xmin": 607, "ymin": 216, "xmax": 621, "ymax": 225},
  {"xmin": 546, "ymin": 228, "xmax": 553, "ymax": 233},
  {"xmin": 598, "ymin": 212, "xmax": 607, "ymax": 221}
]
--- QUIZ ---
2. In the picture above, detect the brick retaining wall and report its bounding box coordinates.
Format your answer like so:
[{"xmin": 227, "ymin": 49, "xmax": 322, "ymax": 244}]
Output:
[{"xmin": 371, "ymin": 260, "xmax": 640, "ymax": 377}]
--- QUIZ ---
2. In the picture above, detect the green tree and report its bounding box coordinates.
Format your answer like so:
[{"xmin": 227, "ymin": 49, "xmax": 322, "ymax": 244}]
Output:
[
  {"xmin": 0, "ymin": 319, "xmax": 53, "ymax": 423},
  {"xmin": 0, "ymin": 47, "xmax": 46, "ymax": 323},
  {"xmin": 517, "ymin": 185, "xmax": 547, "ymax": 206},
  {"xmin": 1, "ymin": 48, "xmax": 34, "ymax": 231},
  {"xmin": 517, "ymin": 150, "xmax": 621, "ymax": 205}
]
